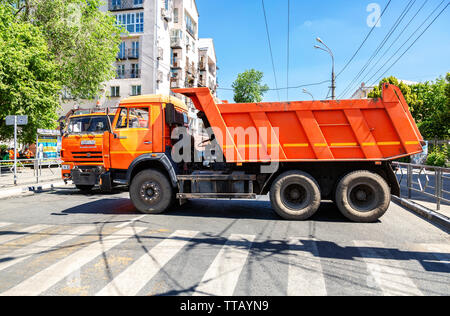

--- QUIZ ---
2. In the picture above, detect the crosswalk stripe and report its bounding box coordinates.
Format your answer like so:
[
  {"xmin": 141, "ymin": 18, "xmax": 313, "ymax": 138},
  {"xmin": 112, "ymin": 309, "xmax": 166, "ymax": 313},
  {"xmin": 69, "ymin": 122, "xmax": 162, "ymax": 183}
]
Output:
[
  {"xmin": 0, "ymin": 225, "xmax": 95, "ymax": 273},
  {"xmin": 193, "ymin": 234, "xmax": 255, "ymax": 296},
  {"xmin": 115, "ymin": 215, "xmax": 147, "ymax": 228},
  {"xmin": 0, "ymin": 224, "xmax": 51, "ymax": 245},
  {"xmin": 354, "ymin": 240, "xmax": 423, "ymax": 296},
  {"xmin": 0, "ymin": 223, "xmax": 12, "ymax": 229},
  {"xmin": 96, "ymin": 230, "xmax": 199, "ymax": 296},
  {"xmin": 287, "ymin": 238, "xmax": 327, "ymax": 296},
  {"xmin": 1, "ymin": 226, "xmax": 147, "ymax": 296}
]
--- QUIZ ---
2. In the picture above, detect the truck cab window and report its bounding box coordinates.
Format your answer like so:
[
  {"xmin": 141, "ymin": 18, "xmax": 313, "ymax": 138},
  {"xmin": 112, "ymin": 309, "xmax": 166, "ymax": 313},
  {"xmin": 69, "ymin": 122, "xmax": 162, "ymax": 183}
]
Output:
[
  {"xmin": 116, "ymin": 108, "xmax": 128, "ymax": 129},
  {"xmin": 129, "ymin": 108, "xmax": 149, "ymax": 129}
]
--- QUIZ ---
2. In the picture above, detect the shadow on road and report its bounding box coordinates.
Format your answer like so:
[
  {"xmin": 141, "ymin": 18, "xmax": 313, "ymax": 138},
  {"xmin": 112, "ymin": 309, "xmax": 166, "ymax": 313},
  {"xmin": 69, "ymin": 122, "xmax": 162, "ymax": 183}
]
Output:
[{"xmin": 54, "ymin": 193, "xmax": 354, "ymax": 223}]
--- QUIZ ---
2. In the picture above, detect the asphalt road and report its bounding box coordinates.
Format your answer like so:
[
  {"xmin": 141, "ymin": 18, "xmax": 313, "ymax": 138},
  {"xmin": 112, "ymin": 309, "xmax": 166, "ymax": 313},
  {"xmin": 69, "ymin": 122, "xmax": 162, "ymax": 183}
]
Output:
[{"xmin": 0, "ymin": 186, "xmax": 448, "ymax": 296}]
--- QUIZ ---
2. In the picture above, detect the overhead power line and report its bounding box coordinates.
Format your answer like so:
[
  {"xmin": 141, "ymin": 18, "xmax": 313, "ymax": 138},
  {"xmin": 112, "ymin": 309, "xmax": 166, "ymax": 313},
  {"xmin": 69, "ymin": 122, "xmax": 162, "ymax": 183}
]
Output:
[
  {"xmin": 338, "ymin": 0, "xmax": 416, "ymax": 99},
  {"xmin": 217, "ymin": 79, "xmax": 331, "ymax": 92},
  {"xmin": 360, "ymin": 0, "xmax": 430, "ymax": 88},
  {"xmin": 336, "ymin": 0, "xmax": 393, "ymax": 78},
  {"xmin": 370, "ymin": 1, "xmax": 449, "ymax": 85},
  {"xmin": 261, "ymin": 0, "xmax": 281, "ymax": 101}
]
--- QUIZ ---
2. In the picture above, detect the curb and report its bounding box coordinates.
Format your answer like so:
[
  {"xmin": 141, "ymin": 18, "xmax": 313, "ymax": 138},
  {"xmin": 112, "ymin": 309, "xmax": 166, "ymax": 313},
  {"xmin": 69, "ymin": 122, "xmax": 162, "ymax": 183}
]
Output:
[
  {"xmin": 0, "ymin": 181, "xmax": 67, "ymax": 200},
  {"xmin": 392, "ymin": 195, "xmax": 450, "ymax": 231}
]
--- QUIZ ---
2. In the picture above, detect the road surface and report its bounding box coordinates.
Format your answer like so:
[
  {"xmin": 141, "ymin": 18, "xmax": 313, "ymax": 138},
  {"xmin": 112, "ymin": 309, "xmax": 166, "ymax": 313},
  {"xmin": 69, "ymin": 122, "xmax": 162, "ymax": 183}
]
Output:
[{"xmin": 0, "ymin": 186, "xmax": 448, "ymax": 296}]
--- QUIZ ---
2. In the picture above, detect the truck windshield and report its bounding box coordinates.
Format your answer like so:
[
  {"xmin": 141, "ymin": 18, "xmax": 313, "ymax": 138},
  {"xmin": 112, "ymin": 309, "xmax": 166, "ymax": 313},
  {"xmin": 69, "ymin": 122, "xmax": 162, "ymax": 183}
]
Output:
[{"xmin": 67, "ymin": 116, "xmax": 115, "ymax": 134}]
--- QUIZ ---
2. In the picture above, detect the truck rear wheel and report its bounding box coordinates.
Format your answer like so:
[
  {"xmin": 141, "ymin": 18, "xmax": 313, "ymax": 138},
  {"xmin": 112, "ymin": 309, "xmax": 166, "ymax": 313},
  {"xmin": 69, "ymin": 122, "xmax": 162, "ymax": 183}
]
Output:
[
  {"xmin": 270, "ymin": 171, "xmax": 321, "ymax": 220},
  {"xmin": 130, "ymin": 169, "xmax": 173, "ymax": 214},
  {"xmin": 335, "ymin": 171, "xmax": 390, "ymax": 223}
]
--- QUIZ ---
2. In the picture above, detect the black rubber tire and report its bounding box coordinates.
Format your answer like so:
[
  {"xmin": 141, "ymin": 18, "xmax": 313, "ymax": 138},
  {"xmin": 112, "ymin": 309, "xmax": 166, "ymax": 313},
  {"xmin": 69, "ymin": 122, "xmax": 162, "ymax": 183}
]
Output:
[
  {"xmin": 76, "ymin": 185, "xmax": 94, "ymax": 192},
  {"xmin": 270, "ymin": 171, "xmax": 321, "ymax": 220},
  {"xmin": 129, "ymin": 169, "xmax": 173, "ymax": 214},
  {"xmin": 335, "ymin": 170, "xmax": 390, "ymax": 223}
]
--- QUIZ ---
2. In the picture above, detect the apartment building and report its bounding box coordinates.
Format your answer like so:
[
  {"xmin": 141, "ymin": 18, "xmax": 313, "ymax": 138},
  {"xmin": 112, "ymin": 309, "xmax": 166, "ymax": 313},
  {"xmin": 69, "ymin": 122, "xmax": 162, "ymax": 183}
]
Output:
[{"xmin": 60, "ymin": 0, "xmax": 219, "ymax": 137}]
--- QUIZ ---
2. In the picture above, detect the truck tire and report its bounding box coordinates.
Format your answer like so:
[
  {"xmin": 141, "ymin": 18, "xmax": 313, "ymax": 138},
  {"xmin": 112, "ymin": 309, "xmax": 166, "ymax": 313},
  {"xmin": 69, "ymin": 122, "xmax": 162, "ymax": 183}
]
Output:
[
  {"xmin": 335, "ymin": 170, "xmax": 390, "ymax": 223},
  {"xmin": 129, "ymin": 169, "xmax": 173, "ymax": 214},
  {"xmin": 270, "ymin": 171, "xmax": 321, "ymax": 220},
  {"xmin": 76, "ymin": 185, "xmax": 94, "ymax": 192}
]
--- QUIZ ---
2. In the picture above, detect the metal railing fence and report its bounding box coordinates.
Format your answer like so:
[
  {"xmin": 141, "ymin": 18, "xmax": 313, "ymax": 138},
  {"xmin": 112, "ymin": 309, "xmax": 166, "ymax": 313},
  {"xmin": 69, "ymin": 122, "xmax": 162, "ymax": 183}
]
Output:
[
  {"xmin": 0, "ymin": 158, "xmax": 62, "ymax": 186},
  {"xmin": 392, "ymin": 162, "xmax": 450, "ymax": 211}
]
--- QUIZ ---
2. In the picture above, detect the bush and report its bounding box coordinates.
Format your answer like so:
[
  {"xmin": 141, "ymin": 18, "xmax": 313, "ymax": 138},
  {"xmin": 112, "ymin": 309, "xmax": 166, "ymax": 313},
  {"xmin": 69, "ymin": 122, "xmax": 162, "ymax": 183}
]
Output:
[{"xmin": 426, "ymin": 145, "xmax": 448, "ymax": 167}]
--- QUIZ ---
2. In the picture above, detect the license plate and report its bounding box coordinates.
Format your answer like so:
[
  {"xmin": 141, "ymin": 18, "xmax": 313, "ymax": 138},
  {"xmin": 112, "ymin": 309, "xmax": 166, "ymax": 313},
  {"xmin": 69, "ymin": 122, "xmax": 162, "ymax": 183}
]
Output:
[
  {"xmin": 62, "ymin": 165, "xmax": 71, "ymax": 170},
  {"xmin": 81, "ymin": 140, "xmax": 96, "ymax": 146}
]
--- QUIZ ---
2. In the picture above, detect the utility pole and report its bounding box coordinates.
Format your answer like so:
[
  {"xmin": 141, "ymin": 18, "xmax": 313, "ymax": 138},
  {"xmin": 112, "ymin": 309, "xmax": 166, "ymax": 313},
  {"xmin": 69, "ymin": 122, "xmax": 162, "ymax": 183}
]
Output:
[{"xmin": 314, "ymin": 38, "xmax": 336, "ymax": 100}]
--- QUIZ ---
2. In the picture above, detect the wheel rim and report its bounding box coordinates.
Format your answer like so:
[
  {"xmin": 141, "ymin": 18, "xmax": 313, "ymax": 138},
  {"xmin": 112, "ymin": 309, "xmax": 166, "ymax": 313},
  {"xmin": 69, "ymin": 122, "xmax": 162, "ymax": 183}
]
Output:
[
  {"xmin": 281, "ymin": 183, "xmax": 309, "ymax": 210},
  {"xmin": 348, "ymin": 183, "xmax": 377, "ymax": 212},
  {"xmin": 140, "ymin": 181, "xmax": 161, "ymax": 204}
]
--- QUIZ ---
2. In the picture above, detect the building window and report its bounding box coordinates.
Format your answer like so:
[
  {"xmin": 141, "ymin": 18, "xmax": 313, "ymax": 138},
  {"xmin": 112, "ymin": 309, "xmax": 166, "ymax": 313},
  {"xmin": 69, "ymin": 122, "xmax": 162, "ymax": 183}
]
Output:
[
  {"xmin": 131, "ymin": 85, "xmax": 142, "ymax": 96},
  {"xmin": 174, "ymin": 8, "xmax": 179, "ymax": 23},
  {"xmin": 111, "ymin": 86, "xmax": 120, "ymax": 97},
  {"xmin": 185, "ymin": 12, "xmax": 197, "ymax": 37},
  {"xmin": 116, "ymin": 65, "xmax": 125, "ymax": 79},
  {"xmin": 134, "ymin": 0, "xmax": 143, "ymax": 5},
  {"xmin": 131, "ymin": 64, "xmax": 140, "ymax": 78},
  {"xmin": 118, "ymin": 42, "xmax": 126, "ymax": 59},
  {"xmin": 131, "ymin": 41, "xmax": 139, "ymax": 58},
  {"xmin": 112, "ymin": 0, "xmax": 121, "ymax": 6},
  {"xmin": 116, "ymin": 12, "xmax": 144, "ymax": 33}
]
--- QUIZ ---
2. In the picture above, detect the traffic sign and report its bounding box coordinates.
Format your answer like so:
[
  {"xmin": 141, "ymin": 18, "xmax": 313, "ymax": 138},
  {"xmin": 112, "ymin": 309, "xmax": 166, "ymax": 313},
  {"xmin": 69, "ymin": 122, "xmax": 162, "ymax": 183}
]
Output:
[{"xmin": 5, "ymin": 115, "xmax": 28, "ymax": 126}]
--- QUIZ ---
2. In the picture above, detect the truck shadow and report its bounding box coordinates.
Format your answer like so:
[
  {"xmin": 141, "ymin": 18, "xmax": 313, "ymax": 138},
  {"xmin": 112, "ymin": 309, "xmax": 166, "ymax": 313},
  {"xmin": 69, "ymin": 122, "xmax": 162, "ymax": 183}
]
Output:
[{"xmin": 55, "ymin": 195, "xmax": 350, "ymax": 223}]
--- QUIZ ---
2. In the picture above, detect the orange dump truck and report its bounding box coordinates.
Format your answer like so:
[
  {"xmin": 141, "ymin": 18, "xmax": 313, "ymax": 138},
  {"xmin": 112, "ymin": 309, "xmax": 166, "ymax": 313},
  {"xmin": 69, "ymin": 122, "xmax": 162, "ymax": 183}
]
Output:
[{"xmin": 61, "ymin": 84, "xmax": 423, "ymax": 222}]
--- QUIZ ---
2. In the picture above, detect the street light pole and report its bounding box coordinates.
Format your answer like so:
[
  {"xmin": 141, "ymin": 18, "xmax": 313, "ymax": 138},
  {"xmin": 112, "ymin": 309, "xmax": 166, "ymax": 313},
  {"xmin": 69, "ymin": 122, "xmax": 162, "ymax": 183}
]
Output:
[{"xmin": 314, "ymin": 38, "xmax": 336, "ymax": 100}]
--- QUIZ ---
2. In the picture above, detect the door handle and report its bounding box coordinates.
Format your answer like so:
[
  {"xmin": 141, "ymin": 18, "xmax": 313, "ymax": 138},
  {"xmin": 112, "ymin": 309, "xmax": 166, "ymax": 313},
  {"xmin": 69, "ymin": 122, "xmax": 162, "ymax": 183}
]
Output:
[{"xmin": 144, "ymin": 141, "xmax": 152, "ymax": 145}]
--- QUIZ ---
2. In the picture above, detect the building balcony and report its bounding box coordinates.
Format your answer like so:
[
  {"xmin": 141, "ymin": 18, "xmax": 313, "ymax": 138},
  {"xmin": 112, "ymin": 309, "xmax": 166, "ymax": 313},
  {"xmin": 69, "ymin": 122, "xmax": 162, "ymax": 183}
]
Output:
[
  {"xmin": 117, "ymin": 48, "xmax": 139, "ymax": 60},
  {"xmin": 171, "ymin": 37, "xmax": 183, "ymax": 49},
  {"xmin": 109, "ymin": 0, "xmax": 144, "ymax": 11},
  {"xmin": 116, "ymin": 69, "xmax": 141, "ymax": 79},
  {"xmin": 170, "ymin": 78, "xmax": 181, "ymax": 89}
]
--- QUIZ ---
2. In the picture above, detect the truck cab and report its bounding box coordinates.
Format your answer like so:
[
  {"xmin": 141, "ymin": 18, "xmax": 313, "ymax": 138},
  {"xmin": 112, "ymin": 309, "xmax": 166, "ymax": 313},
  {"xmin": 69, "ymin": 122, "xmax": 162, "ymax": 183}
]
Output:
[{"xmin": 61, "ymin": 111, "xmax": 116, "ymax": 191}]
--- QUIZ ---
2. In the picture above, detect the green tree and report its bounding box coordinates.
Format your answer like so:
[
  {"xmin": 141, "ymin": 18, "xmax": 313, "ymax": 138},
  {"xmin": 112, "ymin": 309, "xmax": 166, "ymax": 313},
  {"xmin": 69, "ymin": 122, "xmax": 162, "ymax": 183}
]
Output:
[
  {"xmin": 0, "ymin": 5, "xmax": 61, "ymax": 144},
  {"xmin": 369, "ymin": 75, "xmax": 449, "ymax": 140},
  {"xmin": 232, "ymin": 69, "xmax": 269, "ymax": 103},
  {"xmin": 6, "ymin": 0, "xmax": 122, "ymax": 100}
]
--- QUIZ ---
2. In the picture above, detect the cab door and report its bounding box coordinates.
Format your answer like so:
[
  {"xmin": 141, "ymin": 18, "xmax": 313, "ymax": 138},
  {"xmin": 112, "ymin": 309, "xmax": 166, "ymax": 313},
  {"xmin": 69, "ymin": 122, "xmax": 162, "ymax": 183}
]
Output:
[{"xmin": 109, "ymin": 106, "xmax": 152, "ymax": 170}]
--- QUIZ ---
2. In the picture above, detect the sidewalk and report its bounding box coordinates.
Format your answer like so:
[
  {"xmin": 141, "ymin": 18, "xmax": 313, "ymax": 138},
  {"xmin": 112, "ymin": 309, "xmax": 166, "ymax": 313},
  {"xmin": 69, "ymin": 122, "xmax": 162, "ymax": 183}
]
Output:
[{"xmin": 0, "ymin": 166, "xmax": 62, "ymax": 189}]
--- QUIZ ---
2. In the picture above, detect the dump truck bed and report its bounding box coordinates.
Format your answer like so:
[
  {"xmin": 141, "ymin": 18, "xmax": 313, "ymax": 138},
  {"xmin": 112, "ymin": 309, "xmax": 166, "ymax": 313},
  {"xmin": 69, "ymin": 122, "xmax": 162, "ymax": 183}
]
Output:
[{"xmin": 173, "ymin": 83, "xmax": 424, "ymax": 163}]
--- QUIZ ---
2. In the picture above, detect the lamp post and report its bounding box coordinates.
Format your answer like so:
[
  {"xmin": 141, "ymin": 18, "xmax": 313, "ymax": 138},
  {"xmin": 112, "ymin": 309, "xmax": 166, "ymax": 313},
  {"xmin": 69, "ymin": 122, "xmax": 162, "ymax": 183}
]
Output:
[{"xmin": 314, "ymin": 37, "xmax": 336, "ymax": 100}]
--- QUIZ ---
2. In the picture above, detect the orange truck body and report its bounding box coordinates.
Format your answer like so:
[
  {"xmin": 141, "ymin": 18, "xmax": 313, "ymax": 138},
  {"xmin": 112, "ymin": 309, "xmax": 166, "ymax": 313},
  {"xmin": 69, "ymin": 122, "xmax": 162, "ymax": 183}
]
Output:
[
  {"xmin": 173, "ymin": 83, "xmax": 424, "ymax": 163},
  {"xmin": 60, "ymin": 84, "xmax": 424, "ymax": 222}
]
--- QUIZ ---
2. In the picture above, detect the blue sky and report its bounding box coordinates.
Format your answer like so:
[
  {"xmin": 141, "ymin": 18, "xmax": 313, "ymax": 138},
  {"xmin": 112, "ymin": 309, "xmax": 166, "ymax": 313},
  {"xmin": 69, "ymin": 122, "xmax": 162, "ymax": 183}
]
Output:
[{"xmin": 196, "ymin": 0, "xmax": 450, "ymax": 102}]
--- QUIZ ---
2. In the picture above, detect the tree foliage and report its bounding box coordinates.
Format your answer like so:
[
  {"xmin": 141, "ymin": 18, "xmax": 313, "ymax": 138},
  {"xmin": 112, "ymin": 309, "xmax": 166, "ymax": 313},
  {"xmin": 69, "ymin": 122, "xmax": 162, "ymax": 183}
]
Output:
[
  {"xmin": 368, "ymin": 75, "xmax": 450, "ymax": 140},
  {"xmin": 0, "ymin": 5, "xmax": 61, "ymax": 144},
  {"xmin": 14, "ymin": 0, "xmax": 123, "ymax": 100},
  {"xmin": 232, "ymin": 69, "xmax": 269, "ymax": 103}
]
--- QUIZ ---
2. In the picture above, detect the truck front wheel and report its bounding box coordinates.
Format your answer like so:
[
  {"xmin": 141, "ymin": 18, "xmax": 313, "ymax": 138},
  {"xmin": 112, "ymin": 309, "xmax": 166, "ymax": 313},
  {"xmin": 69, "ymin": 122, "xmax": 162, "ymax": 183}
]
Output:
[
  {"xmin": 130, "ymin": 169, "xmax": 173, "ymax": 214},
  {"xmin": 335, "ymin": 171, "xmax": 390, "ymax": 223},
  {"xmin": 270, "ymin": 171, "xmax": 321, "ymax": 220}
]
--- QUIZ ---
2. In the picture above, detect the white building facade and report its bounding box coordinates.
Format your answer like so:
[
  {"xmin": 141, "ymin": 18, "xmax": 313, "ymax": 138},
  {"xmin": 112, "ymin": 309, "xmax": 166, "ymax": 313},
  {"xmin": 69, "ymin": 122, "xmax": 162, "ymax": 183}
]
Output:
[{"xmin": 60, "ymin": 0, "xmax": 218, "ymax": 134}]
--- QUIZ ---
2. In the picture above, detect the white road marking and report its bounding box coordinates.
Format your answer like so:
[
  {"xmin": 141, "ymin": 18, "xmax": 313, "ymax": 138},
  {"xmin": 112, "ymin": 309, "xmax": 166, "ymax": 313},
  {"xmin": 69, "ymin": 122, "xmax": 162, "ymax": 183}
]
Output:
[
  {"xmin": 1, "ymin": 226, "xmax": 146, "ymax": 296},
  {"xmin": 0, "ymin": 223, "xmax": 12, "ymax": 229},
  {"xmin": 0, "ymin": 225, "xmax": 95, "ymax": 272},
  {"xmin": 193, "ymin": 234, "xmax": 255, "ymax": 296},
  {"xmin": 96, "ymin": 230, "xmax": 199, "ymax": 296},
  {"xmin": 115, "ymin": 215, "xmax": 147, "ymax": 228},
  {"xmin": 287, "ymin": 238, "xmax": 327, "ymax": 296},
  {"xmin": 354, "ymin": 240, "xmax": 423, "ymax": 296},
  {"xmin": 0, "ymin": 224, "xmax": 51, "ymax": 245}
]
